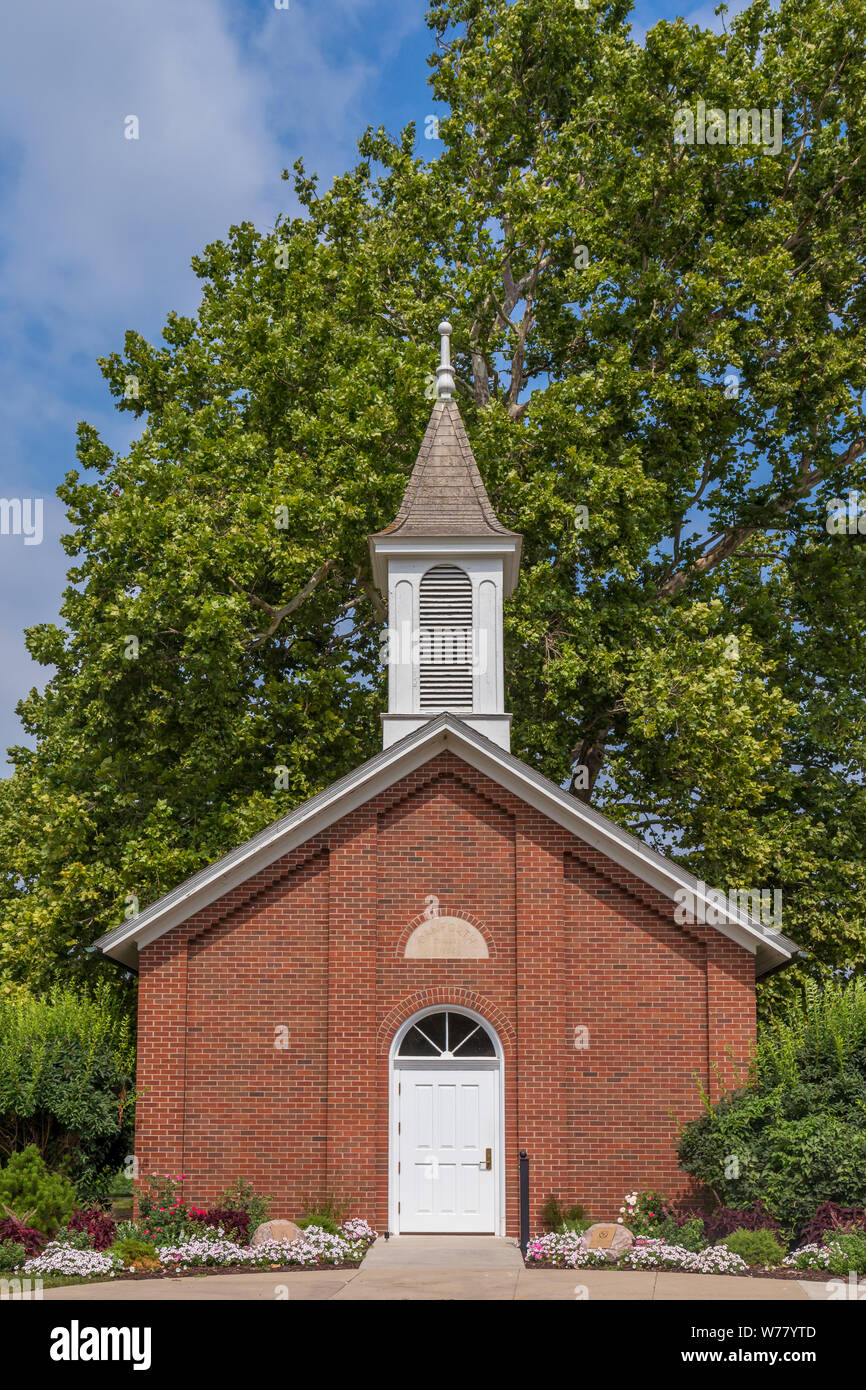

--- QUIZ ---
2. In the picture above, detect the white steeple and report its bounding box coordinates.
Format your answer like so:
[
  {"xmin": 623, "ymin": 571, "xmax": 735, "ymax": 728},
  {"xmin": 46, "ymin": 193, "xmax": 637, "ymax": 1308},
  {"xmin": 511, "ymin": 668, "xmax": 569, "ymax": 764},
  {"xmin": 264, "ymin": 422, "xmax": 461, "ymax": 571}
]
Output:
[{"xmin": 369, "ymin": 322, "xmax": 522, "ymax": 751}]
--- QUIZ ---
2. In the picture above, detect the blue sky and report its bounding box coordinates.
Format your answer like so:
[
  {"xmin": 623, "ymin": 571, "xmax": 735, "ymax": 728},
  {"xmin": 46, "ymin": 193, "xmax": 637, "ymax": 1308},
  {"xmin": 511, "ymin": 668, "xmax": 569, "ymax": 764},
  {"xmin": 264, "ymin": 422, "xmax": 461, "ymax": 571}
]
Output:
[{"xmin": 0, "ymin": 0, "xmax": 730, "ymax": 763}]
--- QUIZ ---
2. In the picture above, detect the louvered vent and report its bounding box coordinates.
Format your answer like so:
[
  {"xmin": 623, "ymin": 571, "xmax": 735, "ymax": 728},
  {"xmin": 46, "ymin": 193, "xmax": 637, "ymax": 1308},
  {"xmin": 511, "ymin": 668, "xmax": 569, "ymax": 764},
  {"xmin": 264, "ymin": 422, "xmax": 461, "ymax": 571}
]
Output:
[{"xmin": 419, "ymin": 565, "xmax": 473, "ymax": 709}]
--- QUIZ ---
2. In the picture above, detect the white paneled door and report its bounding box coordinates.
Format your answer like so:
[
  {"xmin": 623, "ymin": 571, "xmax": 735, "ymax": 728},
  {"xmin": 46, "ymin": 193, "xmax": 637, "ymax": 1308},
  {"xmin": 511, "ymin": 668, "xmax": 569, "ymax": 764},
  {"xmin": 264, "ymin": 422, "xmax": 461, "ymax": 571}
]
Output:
[{"xmin": 397, "ymin": 1068, "xmax": 497, "ymax": 1233}]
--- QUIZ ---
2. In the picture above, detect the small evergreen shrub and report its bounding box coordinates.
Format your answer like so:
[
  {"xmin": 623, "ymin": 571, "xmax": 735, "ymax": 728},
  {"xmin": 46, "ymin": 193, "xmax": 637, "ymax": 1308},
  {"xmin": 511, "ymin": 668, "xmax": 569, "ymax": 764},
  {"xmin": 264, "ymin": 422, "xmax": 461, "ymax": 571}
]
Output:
[
  {"xmin": 720, "ymin": 1227, "xmax": 786, "ymax": 1267},
  {"xmin": 112, "ymin": 1236, "xmax": 159, "ymax": 1268},
  {"xmin": 0, "ymin": 1241, "xmax": 25, "ymax": 1272},
  {"xmin": 0, "ymin": 1146, "xmax": 76, "ymax": 1234},
  {"xmin": 54, "ymin": 1227, "xmax": 95, "ymax": 1251}
]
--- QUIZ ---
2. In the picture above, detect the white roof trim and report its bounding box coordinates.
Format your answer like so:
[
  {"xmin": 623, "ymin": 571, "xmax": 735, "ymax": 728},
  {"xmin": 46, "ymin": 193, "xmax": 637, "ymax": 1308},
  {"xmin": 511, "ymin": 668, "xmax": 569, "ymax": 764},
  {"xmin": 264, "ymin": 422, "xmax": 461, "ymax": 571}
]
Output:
[{"xmin": 97, "ymin": 714, "xmax": 801, "ymax": 974}]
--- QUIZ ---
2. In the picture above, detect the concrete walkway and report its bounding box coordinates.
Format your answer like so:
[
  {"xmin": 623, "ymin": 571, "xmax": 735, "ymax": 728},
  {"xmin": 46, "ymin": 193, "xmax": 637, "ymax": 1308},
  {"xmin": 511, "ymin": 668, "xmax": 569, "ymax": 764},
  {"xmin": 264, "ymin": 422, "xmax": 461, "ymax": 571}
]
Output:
[{"xmin": 38, "ymin": 1236, "xmax": 826, "ymax": 1300}]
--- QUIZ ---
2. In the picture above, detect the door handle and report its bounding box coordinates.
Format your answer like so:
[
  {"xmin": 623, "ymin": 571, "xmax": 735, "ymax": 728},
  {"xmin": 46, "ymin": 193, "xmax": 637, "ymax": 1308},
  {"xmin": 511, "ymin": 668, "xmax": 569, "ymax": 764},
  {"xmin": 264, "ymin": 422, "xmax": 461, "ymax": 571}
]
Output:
[{"xmin": 484, "ymin": 1147, "xmax": 492, "ymax": 1170}]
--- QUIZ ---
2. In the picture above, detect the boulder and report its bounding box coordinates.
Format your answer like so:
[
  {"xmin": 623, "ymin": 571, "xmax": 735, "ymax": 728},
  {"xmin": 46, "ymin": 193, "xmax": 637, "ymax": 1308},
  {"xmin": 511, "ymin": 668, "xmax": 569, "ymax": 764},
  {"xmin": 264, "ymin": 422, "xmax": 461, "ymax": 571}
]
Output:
[
  {"xmin": 583, "ymin": 1222, "xmax": 634, "ymax": 1262},
  {"xmin": 251, "ymin": 1219, "xmax": 303, "ymax": 1247}
]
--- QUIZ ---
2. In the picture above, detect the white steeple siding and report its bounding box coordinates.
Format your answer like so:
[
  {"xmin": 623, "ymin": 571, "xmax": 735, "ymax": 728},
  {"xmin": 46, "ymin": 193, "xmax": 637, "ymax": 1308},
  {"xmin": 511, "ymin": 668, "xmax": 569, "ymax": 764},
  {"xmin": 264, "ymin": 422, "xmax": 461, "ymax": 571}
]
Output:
[
  {"xmin": 379, "ymin": 552, "xmax": 511, "ymax": 748},
  {"xmin": 370, "ymin": 323, "xmax": 522, "ymax": 751}
]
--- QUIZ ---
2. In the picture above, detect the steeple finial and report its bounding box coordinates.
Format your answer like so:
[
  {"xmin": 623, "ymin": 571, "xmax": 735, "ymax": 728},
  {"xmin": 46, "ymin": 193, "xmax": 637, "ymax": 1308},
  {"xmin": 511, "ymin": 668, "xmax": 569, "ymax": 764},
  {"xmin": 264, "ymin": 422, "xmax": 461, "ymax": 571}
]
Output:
[{"xmin": 435, "ymin": 319, "xmax": 455, "ymax": 400}]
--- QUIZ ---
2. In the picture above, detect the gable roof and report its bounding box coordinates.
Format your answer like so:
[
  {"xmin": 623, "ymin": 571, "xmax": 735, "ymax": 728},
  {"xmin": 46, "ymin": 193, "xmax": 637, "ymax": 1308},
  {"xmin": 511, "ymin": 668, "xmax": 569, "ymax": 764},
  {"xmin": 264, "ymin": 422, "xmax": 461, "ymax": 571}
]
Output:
[
  {"xmin": 96, "ymin": 714, "xmax": 801, "ymax": 976},
  {"xmin": 372, "ymin": 399, "xmax": 519, "ymax": 539}
]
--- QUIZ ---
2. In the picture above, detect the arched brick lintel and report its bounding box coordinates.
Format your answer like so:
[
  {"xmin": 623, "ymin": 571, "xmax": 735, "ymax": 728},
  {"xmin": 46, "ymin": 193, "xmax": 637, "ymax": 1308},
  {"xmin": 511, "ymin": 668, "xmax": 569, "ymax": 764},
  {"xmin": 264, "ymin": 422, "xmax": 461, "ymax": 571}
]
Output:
[{"xmin": 376, "ymin": 990, "xmax": 516, "ymax": 1052}]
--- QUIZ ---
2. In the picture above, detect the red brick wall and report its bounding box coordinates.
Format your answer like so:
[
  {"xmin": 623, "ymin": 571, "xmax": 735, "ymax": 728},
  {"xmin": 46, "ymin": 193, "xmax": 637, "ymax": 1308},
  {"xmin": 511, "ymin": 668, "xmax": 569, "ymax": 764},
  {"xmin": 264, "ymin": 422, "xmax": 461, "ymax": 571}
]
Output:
[{"xmin": 134, "ymin": 752, "xmax": 756, "ymax": 1233}]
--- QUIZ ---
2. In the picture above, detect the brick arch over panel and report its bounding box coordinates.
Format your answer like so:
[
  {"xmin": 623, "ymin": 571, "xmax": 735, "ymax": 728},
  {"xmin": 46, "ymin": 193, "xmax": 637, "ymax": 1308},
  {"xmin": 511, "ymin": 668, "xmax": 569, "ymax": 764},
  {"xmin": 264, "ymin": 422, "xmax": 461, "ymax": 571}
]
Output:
[{"xmin": 376, "ymin": 989, "xmax": 516, "ymax": 1052}]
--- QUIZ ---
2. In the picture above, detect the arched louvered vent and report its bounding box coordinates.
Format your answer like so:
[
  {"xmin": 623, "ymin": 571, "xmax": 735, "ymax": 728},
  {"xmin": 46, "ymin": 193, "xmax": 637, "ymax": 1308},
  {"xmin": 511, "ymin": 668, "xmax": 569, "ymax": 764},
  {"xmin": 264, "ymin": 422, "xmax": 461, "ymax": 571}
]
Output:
[{"xmin": 418, "ymin": 564, "xmax": 473, "ymax": 709}]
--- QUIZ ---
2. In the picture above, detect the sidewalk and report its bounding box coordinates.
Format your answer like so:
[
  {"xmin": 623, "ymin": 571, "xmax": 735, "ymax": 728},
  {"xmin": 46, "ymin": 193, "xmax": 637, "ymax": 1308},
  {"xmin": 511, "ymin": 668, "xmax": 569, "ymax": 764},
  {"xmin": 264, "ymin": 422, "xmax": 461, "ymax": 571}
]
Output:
[{"xmin": 40, "ymin": 1237, "xmax": 823, "ymax": 1300}]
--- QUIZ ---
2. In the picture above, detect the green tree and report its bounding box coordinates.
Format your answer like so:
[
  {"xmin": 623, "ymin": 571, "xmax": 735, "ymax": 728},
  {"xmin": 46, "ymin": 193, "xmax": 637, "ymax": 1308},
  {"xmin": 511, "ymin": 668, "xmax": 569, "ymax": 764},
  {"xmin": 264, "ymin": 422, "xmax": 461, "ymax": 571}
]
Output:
[
  {"xmin": 0, "ymin": 985, "xmax": 135, "ymax": 1199},
  {"xmin": 2, "ymin": 0, "xmax": 866, "ymax": 1006}
]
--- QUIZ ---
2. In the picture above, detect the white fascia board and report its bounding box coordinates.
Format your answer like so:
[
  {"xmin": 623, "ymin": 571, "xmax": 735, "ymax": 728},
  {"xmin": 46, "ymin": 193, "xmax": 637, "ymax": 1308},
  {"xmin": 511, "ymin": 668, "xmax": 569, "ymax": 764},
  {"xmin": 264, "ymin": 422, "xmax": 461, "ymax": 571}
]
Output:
[
  {"xmin": 369, "ymin": 535, "xmax": 522, "ymax": 596},
  {"xmin": 97, "ymin": 713, "xmax": 799, "ymax": 973}
]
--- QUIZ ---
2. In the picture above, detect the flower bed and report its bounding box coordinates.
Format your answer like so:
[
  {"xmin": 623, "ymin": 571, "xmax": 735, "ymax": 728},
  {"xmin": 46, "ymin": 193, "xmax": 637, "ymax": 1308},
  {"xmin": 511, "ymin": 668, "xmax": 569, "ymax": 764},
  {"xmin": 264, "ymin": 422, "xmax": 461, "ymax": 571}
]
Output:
[
  {"xmin": 157, "ymin": 1225, "xmax": 373, "ymax": 1271},
  {"xmin": 22, "ymin": 1242, "xmax": 121, "ymax": 1279},
  {"xmin": 16, "ymin": 1218, "xmax": 378, "ymax": 1282},
  {"xmin": 525, "ymin": 1231, "xmax": 747, "ymax": 1274},
  {"xmin": 628, "ymin": 1238, "xmax": 747, "ymax": 1274},
  {"xmin": 526, "ymin": 1233, "xmax": 612, "ymax": 1269}
]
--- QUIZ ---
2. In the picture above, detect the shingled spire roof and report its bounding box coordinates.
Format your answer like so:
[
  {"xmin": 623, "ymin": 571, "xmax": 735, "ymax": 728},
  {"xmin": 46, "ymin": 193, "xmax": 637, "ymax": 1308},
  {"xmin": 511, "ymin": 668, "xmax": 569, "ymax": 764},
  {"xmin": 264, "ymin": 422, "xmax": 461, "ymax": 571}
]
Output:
[
  {"xmin": 375, "ymin": 398, "xmax": 518, "ymax": 538},
  {"xmin": 372, "ymin": 321, "xmax": 519, "ymax": 540}
]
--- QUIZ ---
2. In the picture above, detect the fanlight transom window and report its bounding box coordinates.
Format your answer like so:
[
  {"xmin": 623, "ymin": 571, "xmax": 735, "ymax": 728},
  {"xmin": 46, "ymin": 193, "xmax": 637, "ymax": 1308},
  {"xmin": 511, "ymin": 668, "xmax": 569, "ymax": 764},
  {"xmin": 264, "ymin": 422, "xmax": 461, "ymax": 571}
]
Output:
[
  {"xmin": 418, "ymin": 564, "xmax": 473, "ymax": 710},
  {"xmin": 397, "ymin": 1010, "xmax": 496, "ymax": 1058}
]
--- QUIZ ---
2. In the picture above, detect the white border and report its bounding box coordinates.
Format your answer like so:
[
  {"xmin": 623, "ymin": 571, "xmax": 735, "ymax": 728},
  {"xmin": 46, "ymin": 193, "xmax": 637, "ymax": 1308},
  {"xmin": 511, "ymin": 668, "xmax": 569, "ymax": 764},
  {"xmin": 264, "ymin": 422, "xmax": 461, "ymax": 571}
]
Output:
[{"xmin": 388, "ymin": 1004, "xmax": 505, "ymax": 1237}]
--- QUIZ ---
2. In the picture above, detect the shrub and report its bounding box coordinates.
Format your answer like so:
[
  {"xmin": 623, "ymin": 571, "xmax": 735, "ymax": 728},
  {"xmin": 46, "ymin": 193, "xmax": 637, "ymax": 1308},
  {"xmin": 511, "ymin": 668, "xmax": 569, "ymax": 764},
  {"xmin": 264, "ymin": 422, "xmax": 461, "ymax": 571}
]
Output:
[
  {"xmin": 678, "ymin": 979, "xmax": 866, "ymax": 1234},
  {"xmin": 0, "ymin": 1216, "xmax": 46, "ymax": 1256},
  {"xmin": 720, "ymin": 1227, "xmax": 786, "ymax": 1267},
  {"xmin": 136, "ymin": 1173, "xmax": 208, "ymax": 1243},
  {"xmin": 540, "ymin": 1197, "xmax": 586, "ymax": 1230},
  {"xmin": 0, "ymin": 1241, "xmax": 25, "ymax": 1272},
  {"xmin": 112, "ymin": 1236, "xmax": 158, "ymax": 1268},
  {"xmin": 298, "ymin": 1195, "xmax": 351, "ymax": 1235},
  {"xmin": 618, "ymin": 1190, "xmax": 669, "ymax": 1236},
  {"xmin": 824, "ymin": 1230, "xmax": 866, "ymax": 1277},
  {"xmin": 784, "ymin": 1243, "xmax": 834, "ymax": 1271},
  {"xmin": 561, "ymin": 1215, "xmax": 592, "ymax": 1234},
  {"xmin": 201, "ymin": 1208, "xmax": 250, "ymax": 1243},
  {"xmin": 67, "ymin": 1207, "xmax": 117, "ymax": 1251},
  {"xmin": 216, "ymin": 1178, "xmax": 271, "ymax": 1235},
  {"xmin": 54, "ymin": 1226, "xmax": 97, "ymax": 1251},
  {"xmin": 703, "ymin": 1202, "xmax": 782, "ymax": 1245},
  {"xmin": 798, "ymin": 1201, "xmax": 866, "ymax": 1247},
  {"xmin": 0, "ymin": 1145, "xmax": 76, "ymax": 1234},
  {"xmin": 660, "ymin": 1216, "xmax": 707, "ymax": 1252},
  {"xmin": 0, "ymin": 985, "xmax": 135, "ymax": 1201}
]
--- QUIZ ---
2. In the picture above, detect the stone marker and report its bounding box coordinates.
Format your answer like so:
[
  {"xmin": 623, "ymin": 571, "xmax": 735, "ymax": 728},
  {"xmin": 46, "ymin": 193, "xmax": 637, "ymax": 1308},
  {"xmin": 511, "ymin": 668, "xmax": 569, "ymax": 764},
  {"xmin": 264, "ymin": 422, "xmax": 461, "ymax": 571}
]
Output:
[
  {"xmin": 251, "ymin": 1219, "xmax": 302, "ymax": 1246},
  {"xmin": 583, "ymin": 1222, "xmax": 634, "ymax": 1261}
]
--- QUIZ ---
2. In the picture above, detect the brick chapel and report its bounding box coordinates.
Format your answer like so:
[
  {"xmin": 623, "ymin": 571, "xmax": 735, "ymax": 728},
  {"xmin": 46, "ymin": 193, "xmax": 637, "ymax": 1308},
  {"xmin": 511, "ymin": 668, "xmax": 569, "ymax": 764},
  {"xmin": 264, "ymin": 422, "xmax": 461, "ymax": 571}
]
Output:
[{"xmin": 99, "ymin": 323, "xmax": 798, "ymax": 1235}]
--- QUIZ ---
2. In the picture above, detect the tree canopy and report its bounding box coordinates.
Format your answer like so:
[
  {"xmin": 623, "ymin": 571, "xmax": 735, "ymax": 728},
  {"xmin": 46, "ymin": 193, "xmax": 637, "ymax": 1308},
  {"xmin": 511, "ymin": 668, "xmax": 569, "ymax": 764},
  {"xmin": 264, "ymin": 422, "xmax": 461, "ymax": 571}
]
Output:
[{"xmin": 2, "ymin": 0, "xmax": 865, "ymax": 1008}]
